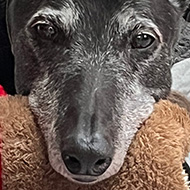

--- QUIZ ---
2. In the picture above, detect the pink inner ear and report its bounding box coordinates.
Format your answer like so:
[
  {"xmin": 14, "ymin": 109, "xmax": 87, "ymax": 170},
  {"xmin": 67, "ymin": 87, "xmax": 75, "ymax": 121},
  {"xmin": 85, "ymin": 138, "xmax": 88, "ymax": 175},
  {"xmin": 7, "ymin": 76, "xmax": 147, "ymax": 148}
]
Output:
[{"xmin": 0, "ymin": 85, "xmax": 7, "ymax": 96}]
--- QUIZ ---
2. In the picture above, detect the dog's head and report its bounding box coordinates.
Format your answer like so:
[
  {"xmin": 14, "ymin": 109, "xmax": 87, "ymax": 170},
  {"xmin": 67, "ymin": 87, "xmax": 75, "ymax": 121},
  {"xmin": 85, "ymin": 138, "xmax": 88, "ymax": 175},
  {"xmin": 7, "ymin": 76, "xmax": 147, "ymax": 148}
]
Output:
[{"xmin": 7, "ymin": 0, "xmax": 187, "ymax": 184}]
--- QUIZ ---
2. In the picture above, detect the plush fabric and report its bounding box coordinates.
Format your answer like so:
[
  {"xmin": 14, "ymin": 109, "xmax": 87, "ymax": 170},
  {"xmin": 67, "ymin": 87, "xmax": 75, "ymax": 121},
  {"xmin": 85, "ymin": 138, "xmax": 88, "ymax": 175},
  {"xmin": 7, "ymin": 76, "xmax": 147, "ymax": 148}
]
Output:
[
  {"xmin": 0, "ymin": 85, "xmax": 6, "ymax": 190},
  {"xmin": 1, "ymin": 95, "xmax": 190, "ymax": 190}
]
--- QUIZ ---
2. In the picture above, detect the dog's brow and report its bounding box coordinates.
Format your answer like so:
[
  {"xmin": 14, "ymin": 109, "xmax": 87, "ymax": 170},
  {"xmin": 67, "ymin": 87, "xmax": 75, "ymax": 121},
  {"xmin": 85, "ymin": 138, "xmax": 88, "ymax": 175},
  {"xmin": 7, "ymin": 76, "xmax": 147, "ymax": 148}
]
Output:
[
  {"xmin": 168, "ymin": 0, "xmax": 181, "ymax": 7},
  {"xmin": 27, "ymin": 2, "xmax": 79, "ymax": 31},
  {"xmin": 136, "ymin": 16, "xmax": 163, "ymax": 43},
  {"xmin": 115, "ymin": 8, "xmax": 163, "ymax": 43}
]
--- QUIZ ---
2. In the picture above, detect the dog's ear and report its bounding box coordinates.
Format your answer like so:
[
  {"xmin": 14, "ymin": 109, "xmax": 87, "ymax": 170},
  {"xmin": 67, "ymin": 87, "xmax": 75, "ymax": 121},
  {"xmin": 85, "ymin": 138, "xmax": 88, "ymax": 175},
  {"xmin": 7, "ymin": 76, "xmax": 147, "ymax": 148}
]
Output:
[{"xmin": 169, "ymin": 0, "xmax": 189, "ymax": 10}]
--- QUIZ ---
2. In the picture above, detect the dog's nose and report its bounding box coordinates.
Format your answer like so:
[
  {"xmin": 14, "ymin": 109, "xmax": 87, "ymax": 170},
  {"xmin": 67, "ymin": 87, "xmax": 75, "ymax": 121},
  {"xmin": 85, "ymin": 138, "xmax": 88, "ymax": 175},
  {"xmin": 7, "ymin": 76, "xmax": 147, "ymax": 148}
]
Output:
[
  {"xmin": 62, "ymin": 154, "xmax": 112, "ymax": 176},
  {"xmin": 61, "ymin": 135, "xmax": 113, "ymax": 176}
]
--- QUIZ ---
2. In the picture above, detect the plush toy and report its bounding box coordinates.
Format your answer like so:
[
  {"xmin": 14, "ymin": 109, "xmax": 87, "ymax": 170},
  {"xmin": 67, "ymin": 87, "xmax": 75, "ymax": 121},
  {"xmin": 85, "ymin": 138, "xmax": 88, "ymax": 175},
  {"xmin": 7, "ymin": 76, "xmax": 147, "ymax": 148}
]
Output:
[{"xmin": 1, "ymin": 93, "xmax": 190, "ymax": 190}]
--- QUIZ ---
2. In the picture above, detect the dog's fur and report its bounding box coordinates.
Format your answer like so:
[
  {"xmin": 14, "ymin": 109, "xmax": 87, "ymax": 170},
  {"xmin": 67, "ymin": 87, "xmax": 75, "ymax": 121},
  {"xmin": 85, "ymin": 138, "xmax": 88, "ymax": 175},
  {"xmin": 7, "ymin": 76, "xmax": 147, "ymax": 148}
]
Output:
[{"xmin": 2, "ymin": 0, "xmax": 189, "ymax": 184}]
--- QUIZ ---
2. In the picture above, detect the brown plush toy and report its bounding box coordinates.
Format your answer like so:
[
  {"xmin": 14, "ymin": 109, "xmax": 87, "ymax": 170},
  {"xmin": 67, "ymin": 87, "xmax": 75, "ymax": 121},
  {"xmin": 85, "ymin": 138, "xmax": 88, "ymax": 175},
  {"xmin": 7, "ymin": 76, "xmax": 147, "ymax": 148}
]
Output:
[{"xmin": 1, "ymin": 94, "xmax": 190, "ymax": 190}]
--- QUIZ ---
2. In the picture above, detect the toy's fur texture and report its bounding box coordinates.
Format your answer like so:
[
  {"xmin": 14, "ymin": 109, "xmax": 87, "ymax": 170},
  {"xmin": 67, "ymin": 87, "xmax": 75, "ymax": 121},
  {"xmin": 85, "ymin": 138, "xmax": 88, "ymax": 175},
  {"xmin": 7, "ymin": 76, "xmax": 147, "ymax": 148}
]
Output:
[
  {"xmin": 1, "ymin": 95, "xmax": 190, "ymax": 190},
  {"xmin": 167, "ymin": 91, "xmax": 190, "ymax": 112}
]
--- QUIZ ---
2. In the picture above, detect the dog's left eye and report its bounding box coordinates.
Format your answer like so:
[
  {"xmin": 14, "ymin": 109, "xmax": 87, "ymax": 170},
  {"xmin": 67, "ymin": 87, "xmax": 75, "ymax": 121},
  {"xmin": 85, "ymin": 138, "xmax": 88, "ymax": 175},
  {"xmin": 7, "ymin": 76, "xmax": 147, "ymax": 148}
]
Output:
[
  {"xmin": 36, "ymin": 24, "xmax": 56, "ymax": 39},
  {"xmin": 31, "ymin": 22, "xmax": 58, "ymax": 40},
  {"xmin": 131, "ymin": 32, "xmax": 155, "ymax": 49}
]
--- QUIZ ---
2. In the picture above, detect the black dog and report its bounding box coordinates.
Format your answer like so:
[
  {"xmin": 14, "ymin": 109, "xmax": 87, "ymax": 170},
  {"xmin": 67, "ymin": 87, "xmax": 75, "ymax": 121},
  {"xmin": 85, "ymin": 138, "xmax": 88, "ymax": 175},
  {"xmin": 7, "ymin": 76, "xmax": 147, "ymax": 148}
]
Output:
[{"xmin": 2, "ymin": 0, "xmax": 189, "ymax": 184}]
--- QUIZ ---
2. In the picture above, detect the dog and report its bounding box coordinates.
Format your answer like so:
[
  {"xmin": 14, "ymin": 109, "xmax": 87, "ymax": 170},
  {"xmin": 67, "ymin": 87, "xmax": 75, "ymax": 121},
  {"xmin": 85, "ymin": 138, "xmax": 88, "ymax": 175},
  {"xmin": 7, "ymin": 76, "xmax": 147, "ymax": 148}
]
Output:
[{"xmin": 4, "ymin": 0, "xmax": 188, "ymax": 184}]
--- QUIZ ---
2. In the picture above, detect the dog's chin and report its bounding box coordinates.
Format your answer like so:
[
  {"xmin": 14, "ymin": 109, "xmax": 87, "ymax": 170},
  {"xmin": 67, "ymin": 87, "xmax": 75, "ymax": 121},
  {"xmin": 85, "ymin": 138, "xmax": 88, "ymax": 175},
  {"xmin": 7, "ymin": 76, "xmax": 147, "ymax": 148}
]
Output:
[{"xmin": 54, "ymin": 166, "xmax": 111, "ymax": 185}]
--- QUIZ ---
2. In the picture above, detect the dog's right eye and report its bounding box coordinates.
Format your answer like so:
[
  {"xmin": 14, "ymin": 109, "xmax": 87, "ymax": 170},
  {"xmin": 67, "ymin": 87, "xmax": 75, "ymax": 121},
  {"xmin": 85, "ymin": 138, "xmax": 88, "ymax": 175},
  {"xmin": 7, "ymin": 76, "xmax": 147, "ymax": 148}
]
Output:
[{"xmin": 131, "ymin": 32, "xmax": 155, "ymax": 49}]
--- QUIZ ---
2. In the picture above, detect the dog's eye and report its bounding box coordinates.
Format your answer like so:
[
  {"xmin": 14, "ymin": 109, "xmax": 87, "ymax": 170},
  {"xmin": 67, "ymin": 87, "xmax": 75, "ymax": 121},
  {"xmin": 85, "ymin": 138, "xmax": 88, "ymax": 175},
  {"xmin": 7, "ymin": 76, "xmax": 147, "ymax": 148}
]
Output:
[
  {"xmin": 131, "ymin": 32, "xmax": 155, "ymax": 49},
  {"xmin": 32, "ymin": 23, "xmax": 57, "ymax": 40}
]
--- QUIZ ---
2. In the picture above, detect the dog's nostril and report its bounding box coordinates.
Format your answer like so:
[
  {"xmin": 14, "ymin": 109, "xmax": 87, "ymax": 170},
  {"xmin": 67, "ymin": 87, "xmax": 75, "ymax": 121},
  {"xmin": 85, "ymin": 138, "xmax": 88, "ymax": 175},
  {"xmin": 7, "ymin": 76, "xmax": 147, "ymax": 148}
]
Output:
[
  {"xmin": 63, "ymin": 155, "xmax": 81, "ymax": 174},
  {"xmin": 92, "ymin": 158, "xmax": 112, "ymax": 175}
]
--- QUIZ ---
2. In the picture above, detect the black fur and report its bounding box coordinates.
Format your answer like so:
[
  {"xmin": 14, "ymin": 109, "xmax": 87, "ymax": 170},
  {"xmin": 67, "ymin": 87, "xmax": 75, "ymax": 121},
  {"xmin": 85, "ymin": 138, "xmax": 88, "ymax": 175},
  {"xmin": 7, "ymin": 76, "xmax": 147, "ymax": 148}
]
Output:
[{"xmin": 0, "ymin": 1, "xmax": 189, "ymax": 94}]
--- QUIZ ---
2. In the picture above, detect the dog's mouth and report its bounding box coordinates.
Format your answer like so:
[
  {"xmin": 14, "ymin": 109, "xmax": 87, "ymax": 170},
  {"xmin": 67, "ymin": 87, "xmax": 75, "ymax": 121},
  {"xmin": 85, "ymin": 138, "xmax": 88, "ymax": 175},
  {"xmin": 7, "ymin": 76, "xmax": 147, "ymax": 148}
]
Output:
[{"xmin": 72, "ymin": 175, "xmax": 98, "ymax": 184}]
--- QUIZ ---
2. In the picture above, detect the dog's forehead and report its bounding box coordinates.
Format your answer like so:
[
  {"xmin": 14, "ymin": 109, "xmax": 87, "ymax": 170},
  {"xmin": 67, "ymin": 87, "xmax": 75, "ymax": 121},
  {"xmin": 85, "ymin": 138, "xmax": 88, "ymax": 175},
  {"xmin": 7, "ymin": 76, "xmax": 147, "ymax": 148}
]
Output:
[{"xmin": 7, "ymin": 0, "xmax": 173, "ymax": 25}]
